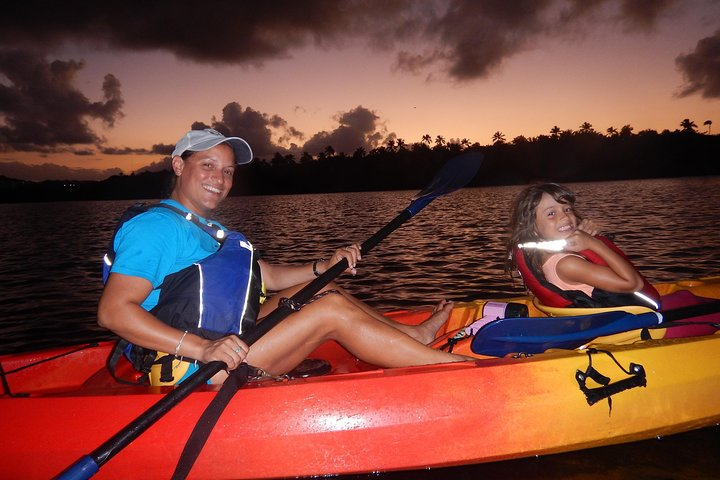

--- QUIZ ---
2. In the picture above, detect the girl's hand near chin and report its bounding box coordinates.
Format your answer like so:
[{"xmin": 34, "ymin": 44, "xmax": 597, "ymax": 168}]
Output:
[
  {"xmin": 577, "ymin": 219, "xmax": 600, "ymax": 237},
  {"xmin": 563, "ymin": 229, "xmax": 598, "ymax": 252}
]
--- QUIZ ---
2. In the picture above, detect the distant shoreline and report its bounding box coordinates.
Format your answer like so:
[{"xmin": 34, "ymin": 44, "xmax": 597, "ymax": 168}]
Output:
[{"xmin": 2, "ymin": 130, "xmax": 718, "ymax": 203}]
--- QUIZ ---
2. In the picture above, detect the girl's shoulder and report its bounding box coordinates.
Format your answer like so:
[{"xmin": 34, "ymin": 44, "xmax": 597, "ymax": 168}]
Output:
[{"xmin": 543, "ymin": 252, "xmax": 585, "ymax": 267}]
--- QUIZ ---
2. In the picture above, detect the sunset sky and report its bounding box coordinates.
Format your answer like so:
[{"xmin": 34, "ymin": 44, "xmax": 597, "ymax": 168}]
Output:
[{"xmin": 1, "ymin": 0, "xmax": 719, "ymax": 181}]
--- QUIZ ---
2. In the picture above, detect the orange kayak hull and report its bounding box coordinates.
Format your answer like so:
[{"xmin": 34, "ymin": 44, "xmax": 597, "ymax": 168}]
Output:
[{"xmin": 2, "ymin": 278, "xmax": 720, "ymax": 479}]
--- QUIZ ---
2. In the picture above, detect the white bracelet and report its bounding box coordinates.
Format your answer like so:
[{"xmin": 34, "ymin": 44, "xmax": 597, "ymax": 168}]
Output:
[{"xmin": 174, "ymin": 330, "xmax": 188, "ymax": 358}]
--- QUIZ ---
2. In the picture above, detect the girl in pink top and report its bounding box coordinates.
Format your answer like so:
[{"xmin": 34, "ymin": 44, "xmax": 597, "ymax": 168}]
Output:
[{"xmin": 506, "ymin": 183, "xmax": 645, "ymax": 298}]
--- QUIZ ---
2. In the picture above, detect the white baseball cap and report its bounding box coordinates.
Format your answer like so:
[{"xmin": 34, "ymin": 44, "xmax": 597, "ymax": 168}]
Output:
[{"xmin": 172, "ymin": 128, "xmax": 253, "ymax": 165}]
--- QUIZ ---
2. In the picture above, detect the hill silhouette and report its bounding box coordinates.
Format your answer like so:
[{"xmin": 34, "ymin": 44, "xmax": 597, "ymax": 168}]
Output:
[{"xmin": 1, "ymin": 128, "xmax": 718, "ymax": 203}]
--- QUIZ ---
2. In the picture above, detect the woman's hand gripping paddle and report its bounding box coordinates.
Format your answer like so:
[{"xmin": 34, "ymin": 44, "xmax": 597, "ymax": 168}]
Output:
[{"xmin": 57, "ymin": 152, "xmax": 483, "ymax": 480}]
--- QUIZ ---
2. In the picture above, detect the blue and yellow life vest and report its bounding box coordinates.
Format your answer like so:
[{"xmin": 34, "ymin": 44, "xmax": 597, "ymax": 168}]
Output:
[{"xmin": 103, "ymin": 202, "xmax": 263, "ymax": 383}]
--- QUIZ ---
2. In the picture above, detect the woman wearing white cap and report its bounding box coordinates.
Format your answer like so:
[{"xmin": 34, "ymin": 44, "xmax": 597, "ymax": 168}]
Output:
[{"xmin": 98, "ymin": 128, "xmax": 470, "ymax": 385}]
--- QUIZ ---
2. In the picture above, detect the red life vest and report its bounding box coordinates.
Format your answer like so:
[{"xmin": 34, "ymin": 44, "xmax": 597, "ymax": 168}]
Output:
[{"xmin": 514, "ymin": 235, "xmax": 662, "ymax": 309}]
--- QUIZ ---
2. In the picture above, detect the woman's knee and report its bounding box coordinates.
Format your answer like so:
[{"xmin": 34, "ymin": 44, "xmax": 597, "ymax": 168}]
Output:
[{"xmin": 302, "ymin": 290, "xmax": 356, "ymax": 324}]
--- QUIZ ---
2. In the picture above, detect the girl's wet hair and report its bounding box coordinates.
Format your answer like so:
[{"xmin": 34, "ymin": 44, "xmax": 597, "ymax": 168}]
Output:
[{"xmin": 505, "ymin": 183, "xmax": 581, "ymax": 272}]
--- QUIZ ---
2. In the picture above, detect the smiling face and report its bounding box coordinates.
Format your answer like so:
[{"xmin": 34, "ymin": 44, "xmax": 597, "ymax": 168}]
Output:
[
  {"xmin": 170, "ymin": 143, "xmax": 236, "ymax": 217},
  {"xmin": 534, "ymin": 192, "xmax": 578, "ymax": 241}
]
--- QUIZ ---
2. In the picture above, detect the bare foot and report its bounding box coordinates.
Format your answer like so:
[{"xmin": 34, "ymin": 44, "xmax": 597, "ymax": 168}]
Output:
[{"xmin": 415, "ymin": 300, "xmax": 454, "ymax": 344}]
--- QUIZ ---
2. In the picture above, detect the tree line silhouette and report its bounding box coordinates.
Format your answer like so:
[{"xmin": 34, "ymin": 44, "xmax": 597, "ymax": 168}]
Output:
[{"xmin": 1, "ymin": 119, "xmax": 717, "ymax": 203}]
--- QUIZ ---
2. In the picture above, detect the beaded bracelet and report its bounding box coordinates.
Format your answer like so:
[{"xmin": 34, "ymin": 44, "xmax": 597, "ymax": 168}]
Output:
[{"xmin": 174, "ymin": 330, "xmax": 188, "ymax": 358}]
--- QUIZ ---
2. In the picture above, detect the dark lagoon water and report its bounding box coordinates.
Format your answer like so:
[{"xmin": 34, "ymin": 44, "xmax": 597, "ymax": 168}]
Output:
[{"xmin": 1, "ymin": 177, "xmax": 719, "ymax": 478}]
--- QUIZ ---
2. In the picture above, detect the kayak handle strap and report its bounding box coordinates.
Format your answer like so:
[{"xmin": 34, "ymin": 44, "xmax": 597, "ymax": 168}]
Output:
[{"xmin": 575, "ymin": 348, "xmax": 647, "ymax": 411}]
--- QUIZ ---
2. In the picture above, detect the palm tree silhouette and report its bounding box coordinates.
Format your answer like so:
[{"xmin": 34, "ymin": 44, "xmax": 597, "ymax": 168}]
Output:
[
  {"xmin": 606, "ymin": 126, "xmax": 618, "ymax": 137},
  {"xmin": 492, "ymin": 131, "xmax": 506, "ymax": 144},
  {"xmin": 421, "ymin": 134, "xmax": 432, "ymax": 146},
  {"xmin": 352, "ymin": 147, "xmax": 366, "ymax": 160},
  {"xmin": 680, "ymin": 118, "xmax": 698, "ymax": 132},
  {"xmin": 703, "ymin": 120, "xmax": 712, "ymax": 134},
  {"xmin": 300, "ymin": 151, "xmax": 313, "ymax": 165},
  {"xmin": 550, "ymin": 126, "xmax": 561, "ymax": 139},
  {"xmin": 578, "ymin": 122, "xmax": 595, "ymax": 134},
  {"xmin": 434, "ymin": 135, "xmax": 446, "ymax": 147}
]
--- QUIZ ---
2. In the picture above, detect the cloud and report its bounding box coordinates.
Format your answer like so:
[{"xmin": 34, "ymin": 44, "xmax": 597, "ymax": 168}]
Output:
[
  {"xmin": 390, "ymin": 0, "xmax": 685, "ymax": 82},
  {"xmin": 0, "ymin": 161, "xmax": 122, "ymax": 182},
  {"xmin": 203, "ymin": 102, "xmax": 303, "ymax": 159},
  {"xmin": 135, "ymin": 157, "xmax": 172, "ymax": 174},
  {"xmin": 0, "ymin": 1, "xmax": 393, "ymax": 64},
  {"xmin": 192, "ymin": 103, "xmax": 389, "ymax": 159},
  {"xmin": 556, "ymin": 0, "xmax": 678, "ymax": 32},
  {"xmin": 616, "ymin": 0, "xmax": 678, "ymax": 32},
  {"xmin": 0, "ymin": 1, "xmax": 682, "ymax": 83},
  {"xmin": 100, "ymin": 146, "xmax": 153, "ymax": 155},
  {"xmin": 0, "ymin": 49, "xmax": 124, "ymax": 151},
  {"xmin": 393, "ymin": 1, "xmax": 554, "ymax": 81},
  {"xmin": 302, "ymin": 106, "xmax": 388, "ymax": 155},
  {"xmin": 675, "ymin": 29, "xmax": 720, "ymax": 99},
  {"xmin": 151, "ymin": 143, "xmax": 174, "ymax": 156}
]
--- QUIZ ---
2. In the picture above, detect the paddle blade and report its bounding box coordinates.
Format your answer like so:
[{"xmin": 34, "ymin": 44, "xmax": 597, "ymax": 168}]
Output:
[{"xmin": 406, "ymin": 152, "xmax": 483, "ymax": 217}]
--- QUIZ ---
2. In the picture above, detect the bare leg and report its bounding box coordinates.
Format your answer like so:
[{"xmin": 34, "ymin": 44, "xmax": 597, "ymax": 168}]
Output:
[
  {"xmin": 339, "ymin": 288, "xmax": 453, "ymax": 344},
  {"xmin": 247, "ymin": 288, "xmax": 471, "ymax": 376},
  {"xmin": 262, "ymin": 282, "xmax": 452, "ymax": 345}
]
